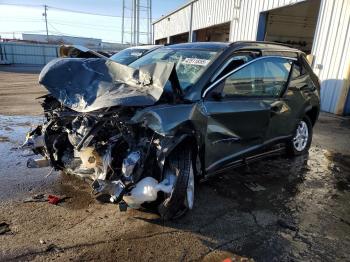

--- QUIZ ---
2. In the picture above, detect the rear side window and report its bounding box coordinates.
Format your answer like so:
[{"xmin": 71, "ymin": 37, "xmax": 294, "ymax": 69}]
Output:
[
  {"xmin": 222, "ymin": 57, "xmax": 293, "ymax": 97},
  {"xmin": 291, "ymin": 59, "xmax": 309, "ymax": 80}
]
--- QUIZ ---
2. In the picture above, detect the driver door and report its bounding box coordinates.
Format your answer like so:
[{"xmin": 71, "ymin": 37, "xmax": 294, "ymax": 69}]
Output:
[{"xmin": 203, "ymin": 56, "xmax": 293, "ymax": 173}]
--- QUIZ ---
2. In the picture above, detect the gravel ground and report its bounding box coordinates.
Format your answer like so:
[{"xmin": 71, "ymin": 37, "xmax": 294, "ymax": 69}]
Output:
[{"xmin": 0, "ymin": 68, "xmax": 350, "ymax": 261}]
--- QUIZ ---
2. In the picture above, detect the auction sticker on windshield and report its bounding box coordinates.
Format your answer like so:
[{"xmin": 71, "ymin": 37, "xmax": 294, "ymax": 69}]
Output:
[
  {"xmin": 182, "ymin": 58, "xmax": 210, "ymax": 66},
  {"xmin": 131, "ymin": 52, "xmax": 143, "ymax": 57}
]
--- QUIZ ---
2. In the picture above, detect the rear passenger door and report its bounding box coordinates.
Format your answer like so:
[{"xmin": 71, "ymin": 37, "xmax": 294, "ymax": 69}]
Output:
[
  {"xmin": 270, "ymin": 56, "xmax": 319, "ymax": 137},
  {"xmin": 203, "ymin": 56, "xmax": 294, "ymax": 173}
]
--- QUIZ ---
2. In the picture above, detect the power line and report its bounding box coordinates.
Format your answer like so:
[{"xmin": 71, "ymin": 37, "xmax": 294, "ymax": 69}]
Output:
[
  {"xmin": 0, "ymin": 30, "xmax": 46, "ymax": 34},
  {"xmin": 0, "ymin": 3, "xmax": 127, "ymax": 18},
  {"xmin": 49, "ymin": 21, "xmax": 122, "ymax": 31},
  {"xmin": 47, "ymin": 5, "xmax": 124, "ymax": 18},
  {"xmin": 0, "ymin": 3, "xmax": 150, "ymax": 20},
  {"xmin": 0, "ymin": 2, "xmax": 152, "ymax": 44},
  {"xmin": 0, "ymin": 3, "xmax": 42, "ymax": 8},
  {"xmin": 0, "ymin": 18, "xmax": 119, "ymax": 29},
  {"xmin": 48, "ymin": 21, "xmax": 122, "ymax": 33}
]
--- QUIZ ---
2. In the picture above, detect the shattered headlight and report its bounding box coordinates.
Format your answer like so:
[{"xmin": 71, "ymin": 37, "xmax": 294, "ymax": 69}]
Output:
[{"xmin": 122, "ymin": 151, "xmax": 141, "ymax": 177}]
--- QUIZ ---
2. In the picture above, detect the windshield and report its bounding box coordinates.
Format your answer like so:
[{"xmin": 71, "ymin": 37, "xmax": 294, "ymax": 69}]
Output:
[
  {"xmin": 129, "ymin": 48, "xmax": 218, "ymax": 91},
  {"xmin": 110, "ymin": 48, "xmax": 149, "ymax": 65}
]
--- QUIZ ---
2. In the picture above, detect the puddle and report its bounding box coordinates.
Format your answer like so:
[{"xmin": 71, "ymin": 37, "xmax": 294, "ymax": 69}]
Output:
[
  {"xmin": 0, "ymin": 115, "xmax": 44, "ymax": 145},
  {"xmin": 0, "ymin": 115, "xmax": 94, "ymax": 209},
  {"xmin": 201, "ymin": 146, "xmax": 350, "ymax": 260}
]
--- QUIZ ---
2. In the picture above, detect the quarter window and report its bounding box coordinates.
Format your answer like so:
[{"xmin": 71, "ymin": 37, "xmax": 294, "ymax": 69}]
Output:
[
  {"xmin": 291, "ymin": 60, "xmax": 308, "ymax": 80},
  {"xmin": 222, "ymin": 57, "xmax": 292, "ymax": 97}
]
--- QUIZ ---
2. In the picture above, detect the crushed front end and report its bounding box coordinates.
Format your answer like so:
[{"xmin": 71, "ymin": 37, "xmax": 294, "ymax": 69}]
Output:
[
  {"xmin": 25, "ymin": 100, "xmax": 174, "ymax": 207},
  {"xmin": 23, "ymin": 57, "xmax": 188, "ymax": 216}
]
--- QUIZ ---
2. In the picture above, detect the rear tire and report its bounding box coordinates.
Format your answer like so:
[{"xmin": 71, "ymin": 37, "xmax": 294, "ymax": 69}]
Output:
[
  {"xmin": 158, "ymin": 147, "xmax": 194, "ymax": 220},
  {"xmin": 287, "ymin": 116, "xmax": 313, "ymax": 156}
]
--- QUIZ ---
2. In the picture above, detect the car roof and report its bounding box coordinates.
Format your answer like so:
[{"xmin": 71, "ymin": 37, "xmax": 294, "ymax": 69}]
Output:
[
  {"xmin": 231, "ymin": 41, "xmax": 301, "ymax": 53},
  {"xmin": 164, "ymin": 41, "xmax": 301, "ymax": 53},
  {"xmin": 165, "ymin": 42, "xmax": 231, "ymax": 50},
  {"xmin": 125, "ymin": 45, "xmax": 162, "ymax": 50}
]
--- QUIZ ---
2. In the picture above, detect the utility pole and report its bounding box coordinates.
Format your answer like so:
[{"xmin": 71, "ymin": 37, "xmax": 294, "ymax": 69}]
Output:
[
  {"xmin": 136, "ymin": 0, "xmax": 139, "ymax": 45},
  {"xmin": 133, "ymin": 0, "xmax": 137, "ymax": 45},
  {"xmin": 149, "ymin": 0, "xmax": 152, "ymax": 44},
  {"xmin": 131, "ymin": 0, "xmax": 134, "ymax": 44},
  {"xmin": 121, "ymin": 0, "xmax": 125, "ymax": 44},
  {"xmin": 121, "ymin": 0, "xmax": 151, "ymax": 45},
  {"xmin": 43, "ymin": 5, "xmax": 49, "ymax": 43}
]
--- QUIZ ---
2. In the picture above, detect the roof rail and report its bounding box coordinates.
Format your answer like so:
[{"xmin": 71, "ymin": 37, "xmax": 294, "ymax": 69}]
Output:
[{"xmin": 233, "ymin": 41, "xmax": 295, "ymax": 49}]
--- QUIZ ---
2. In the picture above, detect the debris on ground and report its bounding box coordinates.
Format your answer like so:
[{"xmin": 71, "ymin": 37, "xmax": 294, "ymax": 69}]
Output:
[
  {"xmin": 23, "ymin": 194, "xmax": 68, "ymax": 205},
  {"xmin": 277, "ymin": 219, "xmax": 297, "ymax": 231},
  {"xmin": 222, "ymin": 256, "xmax": 255, "ymax": 262},
  {"xmin": 244, "ymin": 182, "xmax": 266, "ymax": 192},
  {"xmin": 0, "ymin": 222, "xmax": 11, "ymax": 235},
  {"xmin": 45, "ymin": 244, "xmax": 63, "ymax": 253},
  {"xmin": 48, "ymin": 195, "xmax": 62, "ymax": 205},
  {"xmin": 23, "ymin": 193, "xmax": 47, "ymax": 203}
]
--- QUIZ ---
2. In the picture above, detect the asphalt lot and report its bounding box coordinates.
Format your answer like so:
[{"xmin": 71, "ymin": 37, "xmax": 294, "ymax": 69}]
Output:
[{"xmin": 0, "ymin": 67, "xmax": 350, "ymax": 261}]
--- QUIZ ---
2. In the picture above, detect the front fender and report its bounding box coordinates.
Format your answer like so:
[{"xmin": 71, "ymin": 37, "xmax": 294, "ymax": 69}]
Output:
[
  {"xmin": 130, "ymin": 104, "xmax": 199, "ymax": 136},
  {"xmin": 156, "ymin": 134, "xmax": 190, "ymax": 169}
]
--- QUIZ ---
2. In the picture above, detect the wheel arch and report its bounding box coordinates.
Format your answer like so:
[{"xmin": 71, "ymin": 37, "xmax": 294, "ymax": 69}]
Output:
[
  {"xmin": 157, "ymin": 133, "xmax": 203, "ymax": 179},
  {"xmin": 305, "ymin": 106, "xmax": 319, "ymax": 126}
]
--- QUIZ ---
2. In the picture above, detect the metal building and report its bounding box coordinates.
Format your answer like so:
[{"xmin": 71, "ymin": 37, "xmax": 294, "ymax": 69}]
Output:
[
  {"xmin": 152, "ymin": 0, "xmax": 350, "ymax": 115},
  {"xmin": 22, "ymin": 34, "xmax": 102, "ymax": 48}
]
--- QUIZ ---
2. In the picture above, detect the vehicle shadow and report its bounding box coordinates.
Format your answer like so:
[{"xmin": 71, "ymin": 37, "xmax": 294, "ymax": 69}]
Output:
[
  {"xmin": 133, "ymin": 146, "xmax": 350, "ymax": 261},
  {"xmin": 133, "ymin": 152, "xmax": 310, "ymax": 260}
]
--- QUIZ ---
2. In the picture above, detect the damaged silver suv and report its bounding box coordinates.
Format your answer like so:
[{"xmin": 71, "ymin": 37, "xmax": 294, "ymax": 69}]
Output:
[{"xmin": 24, "ymin": 42, "xmax": 320, "ymax": 219}]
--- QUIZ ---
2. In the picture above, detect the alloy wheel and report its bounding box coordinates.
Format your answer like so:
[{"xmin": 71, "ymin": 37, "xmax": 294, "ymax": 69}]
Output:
[
  {"xmin": 185, "ymin": 164, "xmax": 194, "ymax": 210},
  {"xmin": 293, "ymin": 120, "xmax": 309, "ymax": 152}
]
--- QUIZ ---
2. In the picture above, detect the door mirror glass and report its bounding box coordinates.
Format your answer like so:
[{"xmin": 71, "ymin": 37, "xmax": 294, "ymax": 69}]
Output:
[{"xmin": 222, "ymin": 57, "xmax": 292, "ymax": 97}]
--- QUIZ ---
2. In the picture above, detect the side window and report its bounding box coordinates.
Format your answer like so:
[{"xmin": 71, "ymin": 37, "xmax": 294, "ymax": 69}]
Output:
[
  {"xmin": 291, "ymin": 59, "xmax": 307, "ymax": 80},
  {"xmin": 289, "ymin": 57, "xmax": 317, "ymax": 91},
  {"xmin": 214, "ymin": 52, "xmax": 259, "ymax": 80},
  {"xmin": 222, "ymin": 57, "xmax": 292, "ymax": 97}
]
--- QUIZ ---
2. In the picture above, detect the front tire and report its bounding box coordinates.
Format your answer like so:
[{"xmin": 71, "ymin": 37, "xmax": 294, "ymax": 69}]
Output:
[
  {"xmin": 287, "ymin": 116, "xmax": 313, "ymax": 156},
  {"xmin": 158, "ymin": 147, "xmax": 194, "ymax": 220}
]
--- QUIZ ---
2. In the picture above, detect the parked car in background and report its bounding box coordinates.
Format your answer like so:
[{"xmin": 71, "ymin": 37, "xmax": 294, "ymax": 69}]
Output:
[
  {"xmin": 110, "ymin": 45, "xmax": 162, "ymax": 65},
  {"xmin": 24, "ymin": 41, "xmax": 320, "ymax": 220}
]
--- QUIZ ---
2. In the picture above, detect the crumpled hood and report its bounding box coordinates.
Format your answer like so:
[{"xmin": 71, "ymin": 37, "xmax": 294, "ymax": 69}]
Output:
[{"xmin": 39, "ymin": 58, "xmax": 175, "ymax": 112}]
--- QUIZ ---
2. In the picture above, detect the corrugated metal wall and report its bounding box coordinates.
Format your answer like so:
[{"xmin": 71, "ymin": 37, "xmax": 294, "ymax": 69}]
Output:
[
  {"xmin": 0, "ymin": 42, "xmax": 58, "ymax": 65},
  {"xmin": 230, "ymin": 0, "xmax": 304, "ymax": 41},
  {"xmin": 192, "ymin": 0, "xmax": 235, "ymax": 30},
  {"xmin": 311, "ymin": 0, "xmax": 350, "ymax": 114},
  {"xmin": 153, "ymin": 4, "xmax": 191, "ymax": 40},
  {"xmin": 153, "ymin": 0, "xmax": 350, "ymax": 114}
]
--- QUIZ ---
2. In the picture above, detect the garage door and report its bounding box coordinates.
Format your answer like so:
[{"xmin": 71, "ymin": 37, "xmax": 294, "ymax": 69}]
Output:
[{"xmin": 258, "ymin": 0, "xmax": 321, "ymax": 54}]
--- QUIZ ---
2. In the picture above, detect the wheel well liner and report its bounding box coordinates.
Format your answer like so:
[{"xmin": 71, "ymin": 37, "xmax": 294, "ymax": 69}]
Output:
[
  {"xmin": 157, "ymin": 134, "xmax": 200, "ymax": 177},
  {"xmin": 305, "ymin": 106, "xmax": 319, "ymax": 126}
]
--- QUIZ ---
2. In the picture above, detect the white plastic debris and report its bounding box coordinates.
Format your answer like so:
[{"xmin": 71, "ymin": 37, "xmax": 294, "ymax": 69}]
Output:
[{"xmin": 123, "ymin": 176, "xmax": 176, "ymax": 209}]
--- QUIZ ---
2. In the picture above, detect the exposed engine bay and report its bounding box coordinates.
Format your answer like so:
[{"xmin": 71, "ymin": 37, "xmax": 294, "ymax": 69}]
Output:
[
  {"xmin": 25, "ymin": 101, "xmax": 173, "ymax": 207},
  {"xmin": 23, "ymin": 57, "xmax": 197, "ymax": 219}
]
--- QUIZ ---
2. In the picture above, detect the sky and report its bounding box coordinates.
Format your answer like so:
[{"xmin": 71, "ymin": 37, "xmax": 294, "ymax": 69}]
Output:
[{"xmin": 0, "ymin": 0, "xmax": 187, "ymax": 43}]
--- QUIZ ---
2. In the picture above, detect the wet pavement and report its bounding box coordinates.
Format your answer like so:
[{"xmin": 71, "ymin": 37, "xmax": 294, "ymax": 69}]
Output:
[{"xmin": 0, "ymin": 113, "xmax": 350, "ymax": 261}]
